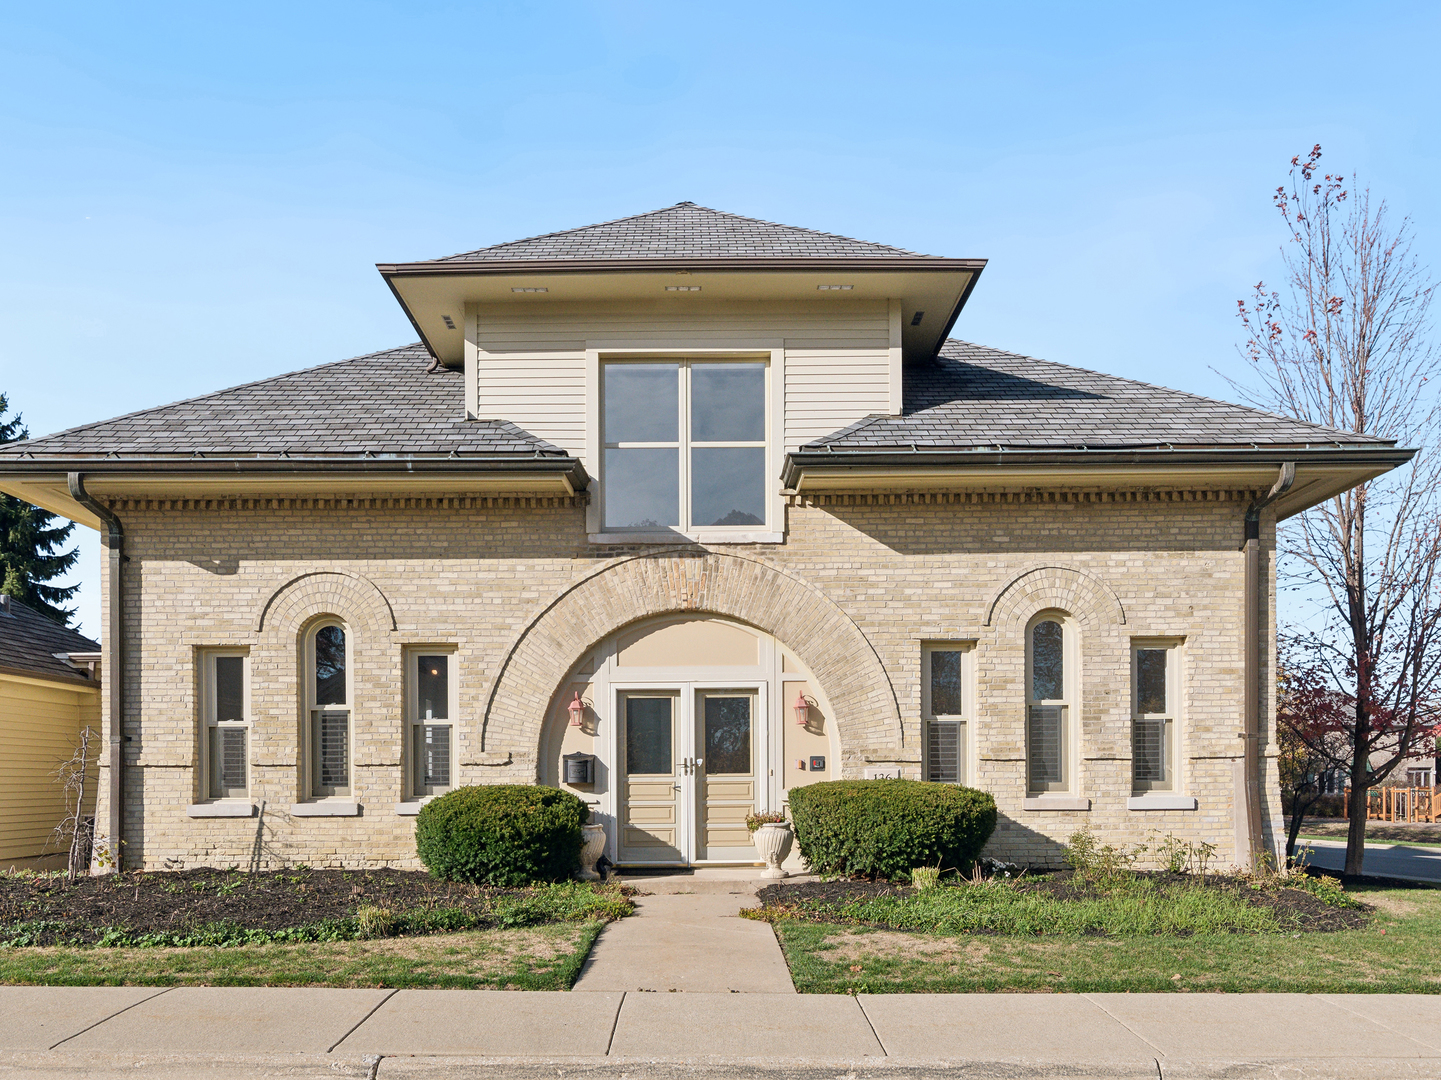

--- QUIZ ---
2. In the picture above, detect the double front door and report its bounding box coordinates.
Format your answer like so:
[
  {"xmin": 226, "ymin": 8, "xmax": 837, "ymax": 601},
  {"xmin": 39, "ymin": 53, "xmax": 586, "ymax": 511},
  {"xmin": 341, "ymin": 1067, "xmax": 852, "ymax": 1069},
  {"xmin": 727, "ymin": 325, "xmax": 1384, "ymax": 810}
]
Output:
[{"xmin": 616, "ymin": 686, "xmax": 761, "ymax": 865}]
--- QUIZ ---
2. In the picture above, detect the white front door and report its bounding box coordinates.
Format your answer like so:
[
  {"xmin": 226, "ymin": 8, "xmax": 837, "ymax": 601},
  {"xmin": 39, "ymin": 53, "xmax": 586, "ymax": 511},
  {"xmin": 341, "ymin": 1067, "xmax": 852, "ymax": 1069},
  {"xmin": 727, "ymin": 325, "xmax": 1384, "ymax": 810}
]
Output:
[{"xmin": 615, "ymin": 683, "xmax": 762, "ymax": 866}]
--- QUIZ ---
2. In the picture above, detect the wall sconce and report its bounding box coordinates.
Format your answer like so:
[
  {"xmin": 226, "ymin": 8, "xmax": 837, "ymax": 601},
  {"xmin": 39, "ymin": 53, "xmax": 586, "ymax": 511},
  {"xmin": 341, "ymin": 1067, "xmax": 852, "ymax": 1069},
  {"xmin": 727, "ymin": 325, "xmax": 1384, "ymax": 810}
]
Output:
[
  {"xmin": 793, "ymin": 689, "xmax": 811, "ymax": 727},
  {"xmin": 568, "ymin": 691, "xmax": 587, "ymax": 727}
]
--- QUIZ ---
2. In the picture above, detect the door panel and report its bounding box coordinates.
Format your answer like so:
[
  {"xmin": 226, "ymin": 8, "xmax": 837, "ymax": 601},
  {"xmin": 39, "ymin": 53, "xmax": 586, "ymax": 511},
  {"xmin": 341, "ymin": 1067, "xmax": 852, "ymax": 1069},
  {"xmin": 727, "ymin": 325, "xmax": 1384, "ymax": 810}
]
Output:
[
  {"xmin": 618, "ymin": 694, "xmax": 683, "ymax": 864},
  {"xmin": 697, "ymin": 692, "xmax": 758, "ymax": 858}
]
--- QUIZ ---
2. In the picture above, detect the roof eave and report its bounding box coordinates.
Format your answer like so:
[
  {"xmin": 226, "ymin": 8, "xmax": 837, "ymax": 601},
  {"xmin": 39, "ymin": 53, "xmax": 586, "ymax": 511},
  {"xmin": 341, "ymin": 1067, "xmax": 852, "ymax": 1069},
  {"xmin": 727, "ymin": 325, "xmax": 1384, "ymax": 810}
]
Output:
[
  {"xmin": 378, "ymin": 256, "xmax": 988, "ymax": 276},
  {"xmin": 782, "ymin": 445, "xmax": 1414, "ymax": 519}
]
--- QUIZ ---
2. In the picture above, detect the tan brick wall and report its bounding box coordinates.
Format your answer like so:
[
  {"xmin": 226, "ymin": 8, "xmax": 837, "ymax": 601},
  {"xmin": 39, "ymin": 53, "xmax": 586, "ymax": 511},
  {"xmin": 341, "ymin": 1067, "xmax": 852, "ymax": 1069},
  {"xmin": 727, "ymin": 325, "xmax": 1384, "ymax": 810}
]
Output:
[{"xmin": 91, "ymin": 490, "xmax": 1282, "ymax": 871}]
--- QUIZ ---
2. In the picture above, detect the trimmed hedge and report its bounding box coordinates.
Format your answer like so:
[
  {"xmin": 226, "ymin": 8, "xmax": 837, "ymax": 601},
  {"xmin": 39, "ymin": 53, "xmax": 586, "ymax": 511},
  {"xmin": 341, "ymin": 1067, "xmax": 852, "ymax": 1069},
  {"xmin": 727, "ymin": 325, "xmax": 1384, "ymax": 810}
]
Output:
[
  {"xmin": 415, "ymin": 785, "xmax": 588, "ymax": 886},
  {"xmin": 788, "ymin": 779, "xmax": 997, "ymax": 881}
]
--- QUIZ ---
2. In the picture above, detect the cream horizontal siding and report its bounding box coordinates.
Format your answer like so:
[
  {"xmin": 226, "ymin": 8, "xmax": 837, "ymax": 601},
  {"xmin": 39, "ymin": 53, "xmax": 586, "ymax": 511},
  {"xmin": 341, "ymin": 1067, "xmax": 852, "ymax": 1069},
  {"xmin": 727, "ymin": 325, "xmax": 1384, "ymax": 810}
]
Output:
[
  {"xmin": 0, "ymin": 675, "xmax": 100, "ymax": 861},
  {"xmin": 471, "ymin": 301, "xmax": 893, "ymax": 463}
]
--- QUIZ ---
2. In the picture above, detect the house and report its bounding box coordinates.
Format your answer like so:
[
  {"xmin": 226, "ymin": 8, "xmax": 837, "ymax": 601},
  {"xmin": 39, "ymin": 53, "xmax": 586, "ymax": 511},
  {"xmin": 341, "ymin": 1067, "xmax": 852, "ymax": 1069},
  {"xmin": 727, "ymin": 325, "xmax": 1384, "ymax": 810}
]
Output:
[
  {"xmin": 0, "ymin": 595, "xmax": 100, "ymax": 871},
  {"xmin": 0, "ymin": 204, "xmax": 1411, "ymax": 873}
]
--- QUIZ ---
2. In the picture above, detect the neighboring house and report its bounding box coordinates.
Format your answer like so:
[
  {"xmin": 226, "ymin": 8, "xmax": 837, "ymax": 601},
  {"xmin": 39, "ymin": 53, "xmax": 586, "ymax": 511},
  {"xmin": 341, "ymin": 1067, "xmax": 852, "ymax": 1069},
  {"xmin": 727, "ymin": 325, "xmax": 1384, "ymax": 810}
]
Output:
[
  {"xmin": 0, "ymin": 595, "xmax": 100, "ymax": 870},
  {"xmin": 0, "ymin": 204, "xmax": 1412, "ymax": 873}
]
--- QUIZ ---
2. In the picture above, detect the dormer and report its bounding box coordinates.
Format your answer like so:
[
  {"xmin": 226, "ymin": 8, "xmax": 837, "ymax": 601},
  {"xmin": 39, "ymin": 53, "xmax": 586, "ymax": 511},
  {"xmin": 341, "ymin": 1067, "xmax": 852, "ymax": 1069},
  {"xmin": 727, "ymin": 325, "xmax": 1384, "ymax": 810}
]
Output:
[{"xmin": 379, "ymin": 203, "xmax": 984, "ymax": 542}]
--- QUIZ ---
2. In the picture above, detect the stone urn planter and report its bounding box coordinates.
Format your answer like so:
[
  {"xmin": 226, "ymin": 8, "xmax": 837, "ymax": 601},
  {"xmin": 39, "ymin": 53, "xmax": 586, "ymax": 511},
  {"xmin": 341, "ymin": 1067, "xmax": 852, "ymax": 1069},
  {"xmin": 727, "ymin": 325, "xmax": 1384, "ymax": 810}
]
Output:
[
  {"xmin": 753, "ymin": 821, "xmax": 794, "ymax": 880},
  {"xmin": 578, "ymin": 823, "xmax": 607, "ymax": 881}
]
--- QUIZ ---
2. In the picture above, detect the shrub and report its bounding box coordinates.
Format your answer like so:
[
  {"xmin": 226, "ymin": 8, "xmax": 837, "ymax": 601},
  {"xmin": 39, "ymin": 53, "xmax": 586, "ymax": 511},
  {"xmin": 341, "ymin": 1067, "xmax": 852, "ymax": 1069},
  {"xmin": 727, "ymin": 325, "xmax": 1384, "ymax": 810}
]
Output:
[
  {"xmin": 415, "ymin": 785, "xmax": 588, "ymax": 886},
  {"xmin": 787, "ymin": 779, "xmax": 997, "ymax": 881}
]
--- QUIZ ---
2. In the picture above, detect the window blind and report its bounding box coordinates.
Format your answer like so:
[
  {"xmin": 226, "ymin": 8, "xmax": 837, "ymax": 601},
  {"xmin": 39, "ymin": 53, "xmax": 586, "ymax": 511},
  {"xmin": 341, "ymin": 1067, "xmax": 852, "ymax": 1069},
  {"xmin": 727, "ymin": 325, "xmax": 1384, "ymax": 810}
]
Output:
[
  {"xmin": 220, "ymin": 728, "xmax": 247, "ymax": 791},
  {"xmin": 927, "ymin": 720, "xmax": 963, "ymax": 783},
  {"xmin": 1028, "ymin": 704, "xmax": 1065, "ymax": 789},
  {"xmin": 317, "ymin": 709, "xmax": 349, "ymax": 789},
  {"xmin": 416, "ymin": 724, "xmax": 451, "ymax": 789},
  {"xmin": 1132, "ymin": 718, "xmax": 1169, "ymax": 786}
]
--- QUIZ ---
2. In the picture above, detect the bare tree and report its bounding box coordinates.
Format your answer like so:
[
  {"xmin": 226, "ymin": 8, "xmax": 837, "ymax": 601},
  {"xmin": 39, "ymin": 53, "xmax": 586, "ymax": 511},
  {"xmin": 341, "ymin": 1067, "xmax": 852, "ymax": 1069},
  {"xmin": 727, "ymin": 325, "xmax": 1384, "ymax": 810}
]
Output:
[
  {"xmin": 1234, "ymin": 145, "xmax": 1441, "ymax": 876},
  {"xmin": 50, "ymin": 726, "xmax": 97, "ymax": 880}
]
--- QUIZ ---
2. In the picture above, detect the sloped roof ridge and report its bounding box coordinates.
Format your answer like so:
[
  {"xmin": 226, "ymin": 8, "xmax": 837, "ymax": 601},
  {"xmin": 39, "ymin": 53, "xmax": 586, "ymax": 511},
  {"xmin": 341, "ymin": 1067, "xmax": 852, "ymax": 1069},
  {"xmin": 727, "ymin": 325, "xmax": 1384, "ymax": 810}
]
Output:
[
  {"xmin": 430, "ymin": 201, "xmax": 925, "ymax": 262},
  {"xmin": 0, "ymin": 344, "xmax": 430, "ymax": 454},
  {"xmin": 940, "ymin": 339, "xmax": 1389, "ymax": 445}
]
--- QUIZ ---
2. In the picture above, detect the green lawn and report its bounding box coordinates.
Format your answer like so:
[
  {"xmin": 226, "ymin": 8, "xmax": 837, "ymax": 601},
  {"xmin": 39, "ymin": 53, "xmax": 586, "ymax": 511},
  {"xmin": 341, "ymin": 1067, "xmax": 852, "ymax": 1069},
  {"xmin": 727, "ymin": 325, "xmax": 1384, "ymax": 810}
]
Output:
[
  {"xmin": 0, "ymin": 922, "xmax": 604, "ymax": 989},
  {"xmin": 773, "ymin": 883, "xmax": 1441, "ymax": 994}
]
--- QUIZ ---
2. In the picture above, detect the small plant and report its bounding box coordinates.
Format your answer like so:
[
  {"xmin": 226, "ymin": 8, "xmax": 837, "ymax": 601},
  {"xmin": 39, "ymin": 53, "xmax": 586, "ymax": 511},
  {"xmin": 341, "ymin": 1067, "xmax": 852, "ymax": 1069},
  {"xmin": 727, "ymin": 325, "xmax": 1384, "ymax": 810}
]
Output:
[
  {"xmin": 746, "ymin": 811, "xmax": 788, "ymax": 832},
  {"xmin": 911, "ymin": 866, "xmax": 941, "ymax": 891},
  {"xmin": 1065, "ymin": 830, "xmax": 1144, "ymax": 887},
  {"xmin": 1155, "ymin": 833, "xmax": 1218, "ymax": 878},
  {"xmin": 354, "ymin": 905, "xmax": 398, "ymax": 938}
]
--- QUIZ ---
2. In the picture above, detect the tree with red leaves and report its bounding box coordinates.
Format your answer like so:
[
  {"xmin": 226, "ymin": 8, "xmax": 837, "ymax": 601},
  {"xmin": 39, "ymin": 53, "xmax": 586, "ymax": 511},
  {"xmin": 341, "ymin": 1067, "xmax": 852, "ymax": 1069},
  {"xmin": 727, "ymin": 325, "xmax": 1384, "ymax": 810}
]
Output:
[
  {"xmin": 1277, "ymin": 643, "xmax": 1355, "ymax": 858},
  {"xmin": 1234, "ymin": 146, "xmax": 1441, "ymax": 875}
]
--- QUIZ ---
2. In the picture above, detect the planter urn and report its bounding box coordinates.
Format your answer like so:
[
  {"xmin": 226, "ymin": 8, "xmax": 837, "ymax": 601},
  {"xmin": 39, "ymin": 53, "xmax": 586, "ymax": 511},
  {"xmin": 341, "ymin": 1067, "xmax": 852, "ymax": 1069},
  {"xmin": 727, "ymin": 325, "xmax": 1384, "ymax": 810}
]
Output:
[
  {"xmin": 578, "ymin": 823, "xmax": 606, "ymax": 881},
  {"xmin": 754, "ymin": 822, "xmax": 794, "ymax": 879}
]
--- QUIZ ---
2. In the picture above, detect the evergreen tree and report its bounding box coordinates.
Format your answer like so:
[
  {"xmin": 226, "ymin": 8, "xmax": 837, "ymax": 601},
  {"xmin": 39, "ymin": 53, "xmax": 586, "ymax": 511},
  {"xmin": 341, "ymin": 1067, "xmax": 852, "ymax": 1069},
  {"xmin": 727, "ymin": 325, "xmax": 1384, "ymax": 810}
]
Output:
[{"xmin": 0, "ymin": 393, "xmax": 79, "ymax": 625}]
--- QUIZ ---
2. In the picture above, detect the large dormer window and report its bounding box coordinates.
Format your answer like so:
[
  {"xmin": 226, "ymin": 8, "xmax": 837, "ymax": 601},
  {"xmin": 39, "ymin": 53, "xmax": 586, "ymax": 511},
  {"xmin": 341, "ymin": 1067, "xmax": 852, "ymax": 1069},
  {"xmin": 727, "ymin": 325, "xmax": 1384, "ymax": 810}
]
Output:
[{"xmin": 602, "ymin": 359, "xmax": 767, "ymax": 532}]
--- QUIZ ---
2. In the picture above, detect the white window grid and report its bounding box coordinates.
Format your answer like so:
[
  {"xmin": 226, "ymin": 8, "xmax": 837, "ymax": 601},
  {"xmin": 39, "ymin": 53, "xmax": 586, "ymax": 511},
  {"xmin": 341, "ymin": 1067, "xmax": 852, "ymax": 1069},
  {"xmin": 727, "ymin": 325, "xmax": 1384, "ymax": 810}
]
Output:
[
  {"xmin": 407, "ymin": 646, "xmax": 459, "ymax": 798},
  {"xmin": 922, "ymin": 643, "xmax": 972, "ymax": 785},
  {"xmin": 600, "ymin": 357, "xmax": 769, "ymax": 533},
  {"xmin": 201, "ymin": 649, "xmax": 250, "ymax": 800},
  {"xmin": 1131, "ymin": 640, "xmax": 1182, "ymax": 794},
  {"xmin": 307, "ymin": 620, "xmax": 352, "ymax": 799},
  {"xmin": 1026, "ymin": 613, "xmax": 1074, "ymax": 795}
]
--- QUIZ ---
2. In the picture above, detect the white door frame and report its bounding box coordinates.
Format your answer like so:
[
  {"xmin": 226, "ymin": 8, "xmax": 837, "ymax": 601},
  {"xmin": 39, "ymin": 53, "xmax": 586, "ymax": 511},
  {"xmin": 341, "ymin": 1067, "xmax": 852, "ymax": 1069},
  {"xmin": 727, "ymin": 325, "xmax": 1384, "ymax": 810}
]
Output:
[{"xmin": 610, "ymin": 678, "xmax": 768, "ymax": 867}]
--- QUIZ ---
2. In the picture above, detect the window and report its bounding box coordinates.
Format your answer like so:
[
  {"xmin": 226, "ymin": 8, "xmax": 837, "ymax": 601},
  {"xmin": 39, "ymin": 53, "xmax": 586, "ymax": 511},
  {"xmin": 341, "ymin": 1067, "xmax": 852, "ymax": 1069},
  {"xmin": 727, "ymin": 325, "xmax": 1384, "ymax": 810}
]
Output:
[
  {"xmin": 1407, "ymin": 767, "xmax": 1433, "ymax": 788},
  {"xmin": 202, "ymin": 651, "xmax": 249, "ymax": 799},
  {"xmin": 1132, "ymin": 642, "xmax": 1179, "ymax": 793},
  {"xmin": 602, "ymin": 359, "xmax": 768, "ymax": 532},
  {"xmin": 922, "ymin": 645, "xmax": 970, "ymax": 784},
  {"xmin": 1026, "ymin": 615, "xmax": 1072, "ymax": 793},
  {"xmin": 408, "ymin": 649, "xmax": 456, "ymax": 798},
  {"xmin": 307, "ymin": 622, "xmax": 351, "ymax": 798}
]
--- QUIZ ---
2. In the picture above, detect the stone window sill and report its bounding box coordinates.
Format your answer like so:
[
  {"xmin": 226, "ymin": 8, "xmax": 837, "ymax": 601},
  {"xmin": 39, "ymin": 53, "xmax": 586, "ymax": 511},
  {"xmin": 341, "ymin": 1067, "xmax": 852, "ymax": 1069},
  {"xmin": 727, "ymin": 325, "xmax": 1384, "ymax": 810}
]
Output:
[
  {"xmin": 588, "ymin": 530, "xmax": 785, "ymax": 546},
  {"xmin": 395, "ymin": 798, "xmax": 439, "ymax": 816},
  {"xmin": 289, "ymin": 801, "xmax": 360, "ymax": 817},
  {"xmin": 1022, "ymin": 795, "xmax": 1091, "ymax": 812},
  {"xmin": 186, "ymin": 802, "xmax": 257, "ymax": 818},
  {"xmin": 1127, "ymin": 795, "xmax": 1198, "ymax": 811}
]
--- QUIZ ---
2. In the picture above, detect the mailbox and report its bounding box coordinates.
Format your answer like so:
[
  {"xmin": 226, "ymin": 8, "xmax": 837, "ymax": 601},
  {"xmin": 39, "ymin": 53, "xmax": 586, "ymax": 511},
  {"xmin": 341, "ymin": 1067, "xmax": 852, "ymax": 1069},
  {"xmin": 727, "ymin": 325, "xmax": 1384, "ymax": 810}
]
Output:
[{"xmin": 563, "ymin": 752, "xmax": 595, "ymax": 785}]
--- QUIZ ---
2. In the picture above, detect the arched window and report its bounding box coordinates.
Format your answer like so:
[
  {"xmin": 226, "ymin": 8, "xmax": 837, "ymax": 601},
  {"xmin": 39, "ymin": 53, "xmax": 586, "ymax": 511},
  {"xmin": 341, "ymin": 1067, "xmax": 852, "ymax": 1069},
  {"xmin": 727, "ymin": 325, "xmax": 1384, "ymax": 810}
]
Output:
[
  {"xmin": 308, "ymin": 621, "xmax": 351, "ymax": 798},
  {"xmin": 1026, "ymin": 614, "xmax": 1072, "ymax": 794}
]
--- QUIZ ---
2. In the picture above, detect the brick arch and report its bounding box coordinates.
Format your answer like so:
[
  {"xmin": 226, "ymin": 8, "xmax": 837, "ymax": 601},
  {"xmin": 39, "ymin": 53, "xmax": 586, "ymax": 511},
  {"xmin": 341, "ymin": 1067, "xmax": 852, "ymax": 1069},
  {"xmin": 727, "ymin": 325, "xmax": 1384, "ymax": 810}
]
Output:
[
  {"xmin": 984, "ymin": 565, "xmax": 1126, "ymax": 631},
  {"xmin": 481, "ymin": 550, "xmax": 902, "ymax": 756},
  {"xmin": 254, "ymin": 570, "xmax": 396, "ymax": 636}
]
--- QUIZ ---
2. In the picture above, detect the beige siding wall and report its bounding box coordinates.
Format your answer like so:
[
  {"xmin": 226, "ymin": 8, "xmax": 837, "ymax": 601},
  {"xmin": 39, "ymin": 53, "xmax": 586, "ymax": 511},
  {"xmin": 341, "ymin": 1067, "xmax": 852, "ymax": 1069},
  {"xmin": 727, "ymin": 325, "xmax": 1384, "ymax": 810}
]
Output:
[
  {"xmin": 470, "ymin": 300, "xmax": 892, "ymax": 459},
  {"xmin": 0, "ymin": 673, "xmax": 100, "ymax": 862},
  {"xmin": 93, "ymin": 490, "xmax": 1280, "ymax": 873}
]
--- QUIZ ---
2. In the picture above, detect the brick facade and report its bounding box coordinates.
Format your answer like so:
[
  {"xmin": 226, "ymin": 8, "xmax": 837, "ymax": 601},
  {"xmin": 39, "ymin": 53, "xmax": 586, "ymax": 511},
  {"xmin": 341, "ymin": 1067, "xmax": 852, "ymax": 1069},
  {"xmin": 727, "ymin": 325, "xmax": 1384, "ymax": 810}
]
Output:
[{"xmin": 91, "ymin": 488, "xmax": 1282, "ymax": 871}]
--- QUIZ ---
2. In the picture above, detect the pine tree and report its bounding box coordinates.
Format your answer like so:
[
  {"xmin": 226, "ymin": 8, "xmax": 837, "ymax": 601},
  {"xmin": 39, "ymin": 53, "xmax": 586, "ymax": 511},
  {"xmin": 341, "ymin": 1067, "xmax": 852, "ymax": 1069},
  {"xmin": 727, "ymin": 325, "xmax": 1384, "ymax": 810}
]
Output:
[{"xmin": 0, "ymin": 393, "xmax": 79, "ymax": 625}]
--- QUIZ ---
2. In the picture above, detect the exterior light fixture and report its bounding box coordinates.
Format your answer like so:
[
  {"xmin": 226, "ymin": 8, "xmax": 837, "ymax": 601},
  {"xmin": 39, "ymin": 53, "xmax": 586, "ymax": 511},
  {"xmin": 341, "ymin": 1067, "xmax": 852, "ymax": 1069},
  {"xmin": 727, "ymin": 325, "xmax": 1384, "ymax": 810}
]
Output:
[
  {"xmin": 665, "ymin": 285, "xmax": 702, "ymax": 292},
  {"xmin": 793, "ymin": 689, "xmax": 810, "ymax": 727},
  {"xmin": 568, "ymin": 691, "xmax": 586, "ymax": 727},
  {"xmin": 816, "ymin": 285, "xmax": 853, "ymax": 291},
  {"xmin": 511, "ymin": 287, "xmax": 549, "ymax": 293}
]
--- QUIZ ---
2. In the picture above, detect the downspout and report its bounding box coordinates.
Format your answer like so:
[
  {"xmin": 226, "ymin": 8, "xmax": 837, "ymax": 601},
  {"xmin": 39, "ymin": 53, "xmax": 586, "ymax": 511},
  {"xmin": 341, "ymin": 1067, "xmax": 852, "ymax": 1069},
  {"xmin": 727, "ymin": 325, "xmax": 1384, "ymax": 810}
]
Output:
[
  {"xmin": 1242, "ymin": 462, "xmax": 1295, "ymax": 869},
  {"xmin": 67, "ymin": 474, "xmax": 125, "ymax": 872}
]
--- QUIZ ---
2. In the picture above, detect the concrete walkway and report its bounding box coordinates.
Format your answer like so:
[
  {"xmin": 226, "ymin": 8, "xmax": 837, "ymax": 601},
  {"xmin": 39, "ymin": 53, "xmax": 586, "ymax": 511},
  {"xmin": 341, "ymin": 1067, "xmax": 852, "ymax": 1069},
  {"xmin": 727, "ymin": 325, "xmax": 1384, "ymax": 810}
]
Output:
[
  {"xmin": 572, "ymin": 870, "xmax": 795, "ymax": 993},
  {"xmin": 3, "ymin": 987, "xmax": 1441, "ymax": 1078}
]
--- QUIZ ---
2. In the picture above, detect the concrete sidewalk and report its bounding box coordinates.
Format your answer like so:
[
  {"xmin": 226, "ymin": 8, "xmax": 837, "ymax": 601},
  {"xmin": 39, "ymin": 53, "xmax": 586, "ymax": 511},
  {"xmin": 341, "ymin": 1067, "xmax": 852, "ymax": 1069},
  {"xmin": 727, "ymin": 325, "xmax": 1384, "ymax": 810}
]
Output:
[
  {"xmin": 3, "ymin": 987, "xmax": 1441, "ymax": 1078},
  {"xmin": 1303, "ymin": 837, "xmax": 1441, "ymax": 882}
]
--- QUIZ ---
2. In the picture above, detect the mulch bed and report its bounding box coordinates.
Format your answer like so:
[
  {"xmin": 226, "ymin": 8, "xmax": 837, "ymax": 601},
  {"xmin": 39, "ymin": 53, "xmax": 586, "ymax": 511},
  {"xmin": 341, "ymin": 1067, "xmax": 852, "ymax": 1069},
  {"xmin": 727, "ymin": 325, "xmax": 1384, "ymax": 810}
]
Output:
[
  {"xmin": 758, "ymin": 869, "xmax": 1370, "ymax": 933},
  {"xmin": 1, "ymin": 867, "xmax": 522, "ymax": 944}
]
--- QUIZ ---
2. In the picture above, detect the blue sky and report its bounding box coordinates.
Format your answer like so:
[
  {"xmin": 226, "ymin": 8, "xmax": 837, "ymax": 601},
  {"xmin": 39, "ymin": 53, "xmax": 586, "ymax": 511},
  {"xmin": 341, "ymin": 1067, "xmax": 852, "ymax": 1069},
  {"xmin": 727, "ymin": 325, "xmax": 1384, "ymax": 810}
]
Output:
[{"xmin": 2, "ymin": 1, "xmax": 1438, "ymax": 638}]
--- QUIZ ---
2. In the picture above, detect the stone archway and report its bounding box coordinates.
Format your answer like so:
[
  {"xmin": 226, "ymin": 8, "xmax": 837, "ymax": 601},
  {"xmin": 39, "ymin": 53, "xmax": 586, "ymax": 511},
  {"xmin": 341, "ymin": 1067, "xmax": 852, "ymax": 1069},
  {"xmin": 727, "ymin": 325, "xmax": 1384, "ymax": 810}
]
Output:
[
  {"xmin": 984, "ymin": 564, "xmax": 1126, "ymax": 631},
  {"xmin": 481, "ymin": 550, "xmax": 902, "ymax": 761},
  {"xmin": 254, "ymin": 570, "xmax": 396, "ymax": 636}
]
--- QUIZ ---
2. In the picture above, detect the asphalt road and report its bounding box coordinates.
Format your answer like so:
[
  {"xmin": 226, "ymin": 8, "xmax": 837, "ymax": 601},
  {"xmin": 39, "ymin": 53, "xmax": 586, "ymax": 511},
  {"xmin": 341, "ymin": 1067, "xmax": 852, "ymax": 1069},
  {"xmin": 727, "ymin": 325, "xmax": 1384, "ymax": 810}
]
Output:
[{"xmin": 1299, "ymin": 837, "xmax": 1441, "ymax": 882}]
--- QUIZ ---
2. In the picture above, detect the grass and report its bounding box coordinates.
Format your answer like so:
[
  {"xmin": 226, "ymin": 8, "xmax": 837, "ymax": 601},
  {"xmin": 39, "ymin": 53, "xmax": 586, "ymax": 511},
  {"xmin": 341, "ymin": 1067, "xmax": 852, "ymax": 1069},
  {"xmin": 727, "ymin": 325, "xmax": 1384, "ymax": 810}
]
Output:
[
  {"xmin": 773, "ymin": 882, "xmax": 1441, "ymax": 993},
  {"xmin": 0, "ymin": 922, "xmax": 605, "ymax": 990}
]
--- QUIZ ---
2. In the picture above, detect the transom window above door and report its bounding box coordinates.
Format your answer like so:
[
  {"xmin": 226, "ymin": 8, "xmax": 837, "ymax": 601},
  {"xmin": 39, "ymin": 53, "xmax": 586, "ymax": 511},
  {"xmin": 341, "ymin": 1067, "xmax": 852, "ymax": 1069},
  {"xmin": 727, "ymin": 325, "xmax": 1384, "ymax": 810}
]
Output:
[{"xmin": 602, "ymin": 360, "xmax": 768, "ymax": 532}]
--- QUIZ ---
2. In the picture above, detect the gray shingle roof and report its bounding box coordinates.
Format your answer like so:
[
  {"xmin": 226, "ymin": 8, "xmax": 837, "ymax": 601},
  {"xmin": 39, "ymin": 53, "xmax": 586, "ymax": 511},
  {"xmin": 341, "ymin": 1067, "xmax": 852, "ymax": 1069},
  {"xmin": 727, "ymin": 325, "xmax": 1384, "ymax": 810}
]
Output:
[
  {"xmin": 0, "ymin": 345, "xmax": 567, "ymax": 459},
  {"xmin": 426, "ymin": 202, "xmax": 928, "ymax": 263},
  {"xmin": 0, "ymin": 596, "xmax": 99, "ymax": 683},
  {"xmin": 803, "ymin": 340, "xmax": 1392, "ymax": 451}
]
